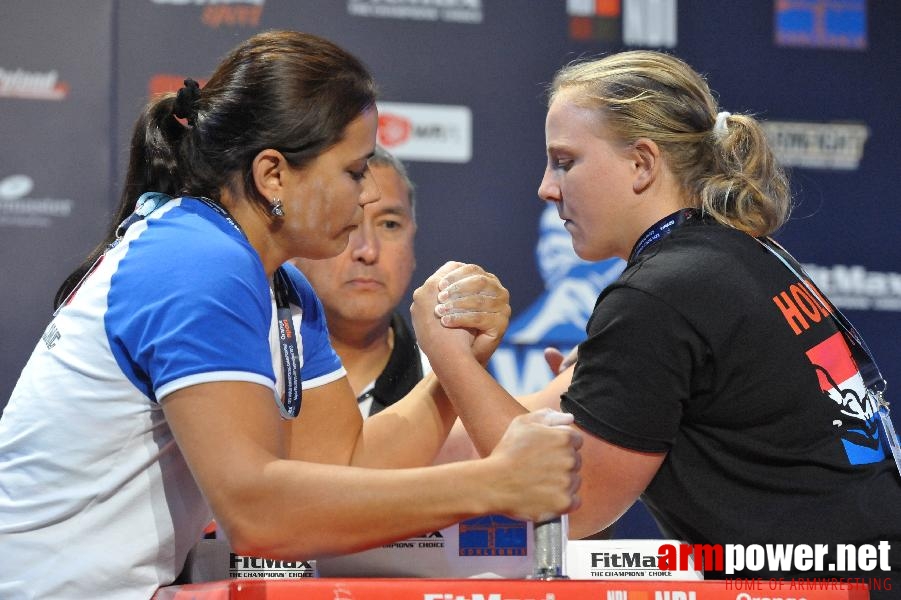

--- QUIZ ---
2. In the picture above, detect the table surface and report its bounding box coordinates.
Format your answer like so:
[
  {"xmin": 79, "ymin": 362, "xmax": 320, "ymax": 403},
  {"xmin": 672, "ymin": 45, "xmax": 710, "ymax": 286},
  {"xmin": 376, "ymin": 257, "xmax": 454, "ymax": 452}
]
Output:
[{"xmin": 153, "ymin": 577, "xmax": 874, "ymax": 599}]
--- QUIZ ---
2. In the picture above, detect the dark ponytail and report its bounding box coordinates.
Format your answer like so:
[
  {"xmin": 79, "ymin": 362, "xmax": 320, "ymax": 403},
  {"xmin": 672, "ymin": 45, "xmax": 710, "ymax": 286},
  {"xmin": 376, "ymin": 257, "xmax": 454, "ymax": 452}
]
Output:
[
  {"xmin": 54, "ymin": 30, "xmax": 377, "ymax": 309},
  {"xmin": 53, "ymin": 94, "xmax": 189, "ymax": 308}
]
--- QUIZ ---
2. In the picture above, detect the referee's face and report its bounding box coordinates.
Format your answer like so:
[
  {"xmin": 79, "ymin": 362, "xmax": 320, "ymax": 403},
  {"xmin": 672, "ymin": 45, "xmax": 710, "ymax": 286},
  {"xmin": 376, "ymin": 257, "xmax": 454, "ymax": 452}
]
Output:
[{"xmin": 293, "ymin": 164, "xmax": 416, "ymax": 331}]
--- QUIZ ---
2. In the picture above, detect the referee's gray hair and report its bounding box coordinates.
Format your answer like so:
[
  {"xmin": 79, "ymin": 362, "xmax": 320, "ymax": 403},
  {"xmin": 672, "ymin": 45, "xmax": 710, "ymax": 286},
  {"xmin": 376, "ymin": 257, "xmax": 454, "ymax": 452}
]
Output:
[{"xmin": 370, "ymin": 145, "xmax": 416, "ymax": 219}]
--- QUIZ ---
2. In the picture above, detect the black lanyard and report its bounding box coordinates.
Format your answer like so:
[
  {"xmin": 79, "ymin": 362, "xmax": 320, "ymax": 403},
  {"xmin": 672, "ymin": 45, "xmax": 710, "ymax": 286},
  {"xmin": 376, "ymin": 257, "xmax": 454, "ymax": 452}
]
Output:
[
  {"xmin": 629, "ymin": 208, "xmax": 701, "ymax": 262},
  {"xmin": 758, "ymin": 236, "xmax": 900, "ymax": 475},
  {"xmin": 197, "ymin": 196, "xmax": 303, "ymax": 418}
]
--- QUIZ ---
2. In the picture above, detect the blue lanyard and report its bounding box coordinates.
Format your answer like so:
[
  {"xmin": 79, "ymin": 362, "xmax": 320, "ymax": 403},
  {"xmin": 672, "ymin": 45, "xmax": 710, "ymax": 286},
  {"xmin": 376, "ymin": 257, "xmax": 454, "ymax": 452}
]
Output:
[
  {"xmin": 758, "ymin": 237, "xmax": 885, "ymax": 391},
  {"xmin": 57, "ymin": 193, "xmax": 304, "ymax": 418},
  {"xmin": 54, "ymin": 192, "xmax": 173, "ymax": 313},
  {"xmin": 629, "ymin": 208, "xmax": 900, "ymax": 473},
  {"xmin": 272, "ymin": 267, "xmax": 302, "ymax": 418},
  {"xmin": 194, "ymin": 196, "xmax": 303, "ymax": 419},
  {"xmin": 629, "ymin": 208, "xmax": 701, "ymax": 262}
]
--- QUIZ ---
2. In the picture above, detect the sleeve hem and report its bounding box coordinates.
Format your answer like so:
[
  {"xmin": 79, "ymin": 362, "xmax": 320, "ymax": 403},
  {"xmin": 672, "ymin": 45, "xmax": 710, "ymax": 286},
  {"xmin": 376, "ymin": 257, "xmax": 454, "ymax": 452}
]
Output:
[
  {"xmin": 156, "ymin": 371, "xmax": 276, "ymax": 402},
  {"xmin": 561, "ymin": 395, "xmax": 673, "ymax": 454},
  {"xmin": 301, "ymin": 367, "xmax": 347, "ymax": 390}
]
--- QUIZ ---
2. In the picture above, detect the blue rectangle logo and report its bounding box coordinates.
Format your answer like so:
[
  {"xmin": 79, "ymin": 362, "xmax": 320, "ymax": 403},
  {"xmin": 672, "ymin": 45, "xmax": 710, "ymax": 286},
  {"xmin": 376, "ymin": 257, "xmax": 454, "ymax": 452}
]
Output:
[
  {"xmin": 458, "ymin": 516, "xmax": 528, "ymax": 556},
  {"xmin": 775, "ymin": 0, "xmax": 867, "ymax": 50}
]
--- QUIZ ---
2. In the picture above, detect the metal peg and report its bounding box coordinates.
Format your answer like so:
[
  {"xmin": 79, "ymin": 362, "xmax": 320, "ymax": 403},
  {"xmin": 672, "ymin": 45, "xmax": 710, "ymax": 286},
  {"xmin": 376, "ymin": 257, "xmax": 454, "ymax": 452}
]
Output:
[{"xmin": 530, "ymin": 516, "xmax": 568, "ymax": 579}]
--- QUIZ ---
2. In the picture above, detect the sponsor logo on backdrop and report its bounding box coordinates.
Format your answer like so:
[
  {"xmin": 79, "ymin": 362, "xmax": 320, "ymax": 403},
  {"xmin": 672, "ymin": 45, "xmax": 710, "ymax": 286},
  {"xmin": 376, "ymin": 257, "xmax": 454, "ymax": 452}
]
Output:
[
  {"xmin": 775, "ymin": 0, "xmax": 867, "ymax": 50},
  {"xmin": 384, "ymin": 530, "xmax": 445, "ymax": 549},
  {"xmin": 624, "ymin": 0, "xmax": 677, "ymax": 47},
  {"xmin": 762, "ymin": 121, "xmax": 868, "ymax": 170},
  {"xmin": 150, "ymin": 0, "xmax": 264, "ymax": 28},
  {"xmin": 567, "ymin": 0, "xmax": 621, "ymax": 43},
  {"xmin": 0, "ymin": 175, "xmax": 74, "ymax": 229},
  {"xmin": 148, "ymin": 74, "xmax": 209, "ymax": 98},
  {"xmin": 805, "ymin": 263, "xmax": 901, "ymax": 312},
  {"xmin": 566, "ymin": 539, "xmax": 703, "ymax": 579},
  {"xmin": 458, "ymin": 516, "xmax": 527, "ymax": 556},
  {"xmin": 376, "ymin": 102, "xmax": 472, "ymax": 163},
  {"xmin": 347, "ymin": 0, "xmax": 483, "ymax": 23},
  {"xmin": 489, "ymin": 206, "xmax": 625, "ymax": 395},
  {"xmin": 567, "ymin": 0, "xmax": 677, "ymax": 47},
  {"xmin": 229, "ymin": 553, "xmax": 315, "ymax": 578},
  {"xmin": 0, "ymin": 67, "xmax": 69, "ymax": 100}
]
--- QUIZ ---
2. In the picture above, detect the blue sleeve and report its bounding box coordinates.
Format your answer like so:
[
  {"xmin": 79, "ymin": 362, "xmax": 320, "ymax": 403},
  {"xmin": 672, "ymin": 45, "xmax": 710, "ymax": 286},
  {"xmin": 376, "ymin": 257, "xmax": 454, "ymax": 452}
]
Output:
[
  {"xmin": 106, "ymin": 222, "xmax": 275, "ymax": 402},
  {"xmin": 280, "ymin": 262, "xmax": 344, "ymax": 386}
]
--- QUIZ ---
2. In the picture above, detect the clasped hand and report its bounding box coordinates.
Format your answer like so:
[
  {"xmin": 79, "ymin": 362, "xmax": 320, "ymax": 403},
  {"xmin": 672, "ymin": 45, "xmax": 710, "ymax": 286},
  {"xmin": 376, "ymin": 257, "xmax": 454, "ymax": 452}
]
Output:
[{"xmin": 410, "ymin": 261, "xmax": 511, "ymax": 365}]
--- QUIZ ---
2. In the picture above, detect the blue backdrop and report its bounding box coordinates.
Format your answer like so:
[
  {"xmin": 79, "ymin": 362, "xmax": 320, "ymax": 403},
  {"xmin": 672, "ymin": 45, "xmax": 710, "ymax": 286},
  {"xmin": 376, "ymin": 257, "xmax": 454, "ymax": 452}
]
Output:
[{"xmin": 2, "ymin": 0, "xmax": 898, "ymax": 539}]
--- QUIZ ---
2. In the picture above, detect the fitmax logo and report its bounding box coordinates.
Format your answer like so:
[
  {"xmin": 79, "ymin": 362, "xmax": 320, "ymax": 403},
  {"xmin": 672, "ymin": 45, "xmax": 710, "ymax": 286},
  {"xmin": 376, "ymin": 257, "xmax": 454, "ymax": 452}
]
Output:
[{"xmin": 592, "ymin": 551, "xmax": 658, "ymax": 568}]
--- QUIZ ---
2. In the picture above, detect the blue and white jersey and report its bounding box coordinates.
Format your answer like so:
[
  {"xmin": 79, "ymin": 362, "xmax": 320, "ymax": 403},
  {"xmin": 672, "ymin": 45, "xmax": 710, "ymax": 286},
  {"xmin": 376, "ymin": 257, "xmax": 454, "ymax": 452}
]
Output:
[{"xmin": 0, "ymin": 197, "xmax": 344, "ymax": 600}]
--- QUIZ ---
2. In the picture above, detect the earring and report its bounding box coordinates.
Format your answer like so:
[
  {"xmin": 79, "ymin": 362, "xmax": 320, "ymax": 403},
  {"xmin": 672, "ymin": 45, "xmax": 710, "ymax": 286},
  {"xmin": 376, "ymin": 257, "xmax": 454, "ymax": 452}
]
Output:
[{"xmin": 270, "ymin": 198, "xmax": 285, "ymax": 218}]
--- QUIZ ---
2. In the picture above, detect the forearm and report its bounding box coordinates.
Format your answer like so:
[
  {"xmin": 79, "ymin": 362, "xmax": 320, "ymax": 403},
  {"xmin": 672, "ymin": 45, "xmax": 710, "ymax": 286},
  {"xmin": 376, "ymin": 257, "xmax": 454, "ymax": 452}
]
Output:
[
  {"xmin": 430, "ymin": 351, "xmax": 528, "ymax": 458},
  {"xmin": 563, "ymin": 430, "xmax": 667, "ymax": 539},
  {"xmin": 164, "ymin": 383, "xmax": 580, "ymax": 560},
  {"xmin": 353, "ymin": 373, "xmax": 457, "ymax": 468},
  {"xmin": 227, "ymin": 457, "xmax": 501, "ymax": 559},
  {"xmin": 435, "ymin": 364, "xmax": 575, "ymax": 464},
  {"xmin": 410, "ymin": 261, "xmax": 524, "ymax": 456}
]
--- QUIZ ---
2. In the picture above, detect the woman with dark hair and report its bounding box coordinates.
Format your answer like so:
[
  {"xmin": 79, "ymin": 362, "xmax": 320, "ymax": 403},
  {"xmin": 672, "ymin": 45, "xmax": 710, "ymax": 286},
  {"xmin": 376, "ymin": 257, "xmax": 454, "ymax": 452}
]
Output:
[
  {"xmin": 0, "ymin": 30, "xmax": 581, "ymax": 599},
  {"xmin": 414, "ymin": 50, "xmax": 900, "ymax": 592}
]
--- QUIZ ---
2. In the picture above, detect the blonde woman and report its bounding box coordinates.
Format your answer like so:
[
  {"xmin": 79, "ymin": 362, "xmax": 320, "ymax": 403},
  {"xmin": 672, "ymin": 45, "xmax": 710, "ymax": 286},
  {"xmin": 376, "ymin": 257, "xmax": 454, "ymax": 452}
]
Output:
[{"xmin": 413, "ymin": 50, "xmax": 900, "ymax": 591}]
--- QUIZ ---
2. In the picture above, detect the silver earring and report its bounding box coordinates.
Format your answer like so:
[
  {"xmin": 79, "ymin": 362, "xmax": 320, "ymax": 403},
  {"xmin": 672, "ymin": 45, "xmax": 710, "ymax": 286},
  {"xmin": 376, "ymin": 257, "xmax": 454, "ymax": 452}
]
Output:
[{"xmin": 270, "ymin": 198, "xmax": 284, "ymax": 218}]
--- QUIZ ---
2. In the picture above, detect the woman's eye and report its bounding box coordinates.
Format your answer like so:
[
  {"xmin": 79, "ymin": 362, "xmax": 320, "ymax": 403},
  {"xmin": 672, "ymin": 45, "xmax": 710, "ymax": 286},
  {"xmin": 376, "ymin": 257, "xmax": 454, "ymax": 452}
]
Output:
[
  {"xmin": 349, "ymin": 164, "xmax": 370, "ymax": 181},
  {"xmin": 554, "ymin": 159, "xmax": 573, "ymax": 171}
]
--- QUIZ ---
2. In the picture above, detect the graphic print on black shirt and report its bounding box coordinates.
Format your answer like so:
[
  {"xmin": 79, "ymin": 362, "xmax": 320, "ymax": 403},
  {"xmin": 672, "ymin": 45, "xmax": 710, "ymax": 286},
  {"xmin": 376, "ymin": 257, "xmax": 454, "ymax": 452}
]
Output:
[{"xmin": 805, "ymin": 331, "xmax": 885, "ymax": 465}]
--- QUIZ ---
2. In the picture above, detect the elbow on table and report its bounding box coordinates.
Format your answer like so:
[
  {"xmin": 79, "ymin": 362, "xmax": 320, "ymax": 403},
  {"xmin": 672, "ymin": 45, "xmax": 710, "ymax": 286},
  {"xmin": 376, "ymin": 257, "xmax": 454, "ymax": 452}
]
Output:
[
  {"xmin": 220, "ymin": 509, "xmax": 362, "ymax": 561},
  {"xmin": 222, "ymin": 517, "xmax": 312, "ymax": 561},
  {"xmin": 208, "ymin": 494, "xmax": 309, "ymax": 560}
]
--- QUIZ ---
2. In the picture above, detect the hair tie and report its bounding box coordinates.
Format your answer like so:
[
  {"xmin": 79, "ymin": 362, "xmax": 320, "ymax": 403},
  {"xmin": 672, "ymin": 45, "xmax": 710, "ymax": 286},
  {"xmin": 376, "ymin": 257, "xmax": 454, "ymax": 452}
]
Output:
[
  {"xmin": 173, "ymin": 78, "xmax": 201, "ymax": 127},
  {"xmin": 713, "ymin": 111, "xmax": 731, "ymax": 137}
]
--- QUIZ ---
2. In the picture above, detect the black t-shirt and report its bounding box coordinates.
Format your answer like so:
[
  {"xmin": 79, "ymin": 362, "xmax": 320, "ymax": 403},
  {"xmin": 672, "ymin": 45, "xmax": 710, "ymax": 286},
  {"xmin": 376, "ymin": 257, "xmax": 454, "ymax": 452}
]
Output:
[
  {"xmin": 360, "ymin": 312, "xmax": 424, "ymax": 416},
  {"xmin": 561, "ymin": 218, "xmax": 901, "ymax": 580}
]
